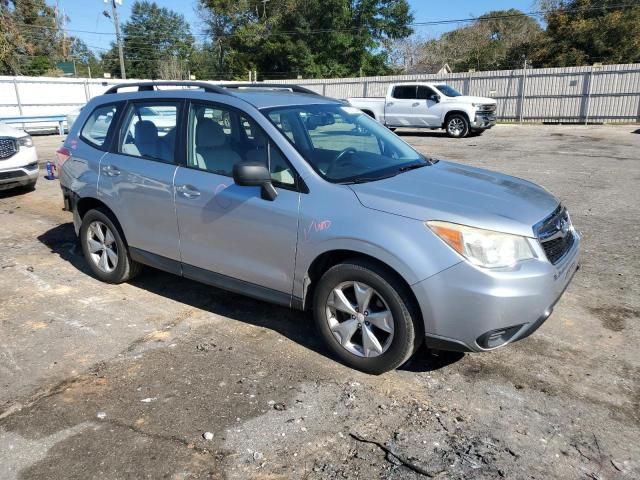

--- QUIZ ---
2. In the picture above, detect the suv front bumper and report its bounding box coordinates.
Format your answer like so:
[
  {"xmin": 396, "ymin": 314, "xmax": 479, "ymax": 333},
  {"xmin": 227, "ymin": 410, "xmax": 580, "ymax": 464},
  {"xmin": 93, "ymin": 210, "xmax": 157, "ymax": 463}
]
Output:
[
  {"xmin": 0, "ymin": 143, "xmax": 39, "ymax": 191},
  {"xmin": 0, "ymin": 163, "xmax": 39, "ymax": 191},
  {"xmin": 412, "ymin": 231, "xmax": 581, "ymax": 352},
  {"xmin": 471, "ymin": 112, "xmax": 497, "ymax": 130}
]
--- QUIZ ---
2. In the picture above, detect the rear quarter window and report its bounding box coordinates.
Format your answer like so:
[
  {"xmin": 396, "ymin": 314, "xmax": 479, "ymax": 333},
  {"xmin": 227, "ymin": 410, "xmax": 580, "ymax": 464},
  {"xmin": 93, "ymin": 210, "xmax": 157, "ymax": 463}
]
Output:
[{"xmin": 80, "ymin": 104, "xmax": 119, "ymax": 149}]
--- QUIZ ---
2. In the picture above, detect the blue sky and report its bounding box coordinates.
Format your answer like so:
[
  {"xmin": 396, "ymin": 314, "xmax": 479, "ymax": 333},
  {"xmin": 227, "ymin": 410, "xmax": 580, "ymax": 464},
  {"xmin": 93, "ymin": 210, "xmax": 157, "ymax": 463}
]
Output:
[{"xmin": 56, "ymin": 0, "xmax": 538, "ymax": 53}]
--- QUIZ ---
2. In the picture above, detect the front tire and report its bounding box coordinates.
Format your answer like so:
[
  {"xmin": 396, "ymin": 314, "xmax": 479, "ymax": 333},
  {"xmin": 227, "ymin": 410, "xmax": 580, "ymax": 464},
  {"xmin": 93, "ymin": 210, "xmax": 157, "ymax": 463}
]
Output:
[
  {"xmin": 445, "ymin": 114, "xmax": 470, "ymax": 138},
  {"xmin": 80, "ymin": 208, "xmax": 141, "ymax": 283},
  {"xmin": 313, "ymin": 259, "xmax": 422, "ymax": 374}
]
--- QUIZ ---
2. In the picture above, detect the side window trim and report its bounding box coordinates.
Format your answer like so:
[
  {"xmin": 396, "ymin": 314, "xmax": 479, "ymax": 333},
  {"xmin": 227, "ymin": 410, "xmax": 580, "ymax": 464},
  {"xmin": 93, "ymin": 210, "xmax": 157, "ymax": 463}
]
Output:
[
  {"xmin": 113, "ymin": 99, "xmax": 183, "ymax": 165},
  {"xmin": 79, "ymin": 102, "xmax": 123, "ymax": 152},
  {"xmin": 184, "ymin": 99, "xmax": 304, "ymax": 193}
]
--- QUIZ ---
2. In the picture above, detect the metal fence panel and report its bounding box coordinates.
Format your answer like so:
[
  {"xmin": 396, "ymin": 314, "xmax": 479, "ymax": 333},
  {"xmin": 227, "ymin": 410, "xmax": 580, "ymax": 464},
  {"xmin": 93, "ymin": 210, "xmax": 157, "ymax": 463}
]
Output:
[
  {"xmin": 272, "ymin": 63, "xmax": 640, "ymax": 123},
  {"xmin": 1, "ymin": 63, "xmax": 639, "ymax": 128}
]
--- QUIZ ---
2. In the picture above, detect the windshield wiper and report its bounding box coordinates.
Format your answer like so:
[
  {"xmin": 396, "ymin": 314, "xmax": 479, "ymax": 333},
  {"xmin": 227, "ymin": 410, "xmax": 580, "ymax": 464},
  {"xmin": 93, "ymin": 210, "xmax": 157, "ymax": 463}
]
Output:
[
  {"xmin": 398, "ymin": 163, "xmax": 427, "ymax": 172},
  {"xmin": 341, "ymin": 174, "xmax": 398, "ymax": 184}
]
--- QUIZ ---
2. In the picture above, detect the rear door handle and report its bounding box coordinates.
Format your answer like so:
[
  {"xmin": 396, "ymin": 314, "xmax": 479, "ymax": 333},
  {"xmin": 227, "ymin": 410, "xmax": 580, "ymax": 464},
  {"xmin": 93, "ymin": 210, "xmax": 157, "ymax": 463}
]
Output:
[
  {"xmin": 101, "ymin": 164, "xmax": 121, "ymax": 177},
  {"xmin": 176, "ymin": 184, "xmax": 201, "ymax": 199}
]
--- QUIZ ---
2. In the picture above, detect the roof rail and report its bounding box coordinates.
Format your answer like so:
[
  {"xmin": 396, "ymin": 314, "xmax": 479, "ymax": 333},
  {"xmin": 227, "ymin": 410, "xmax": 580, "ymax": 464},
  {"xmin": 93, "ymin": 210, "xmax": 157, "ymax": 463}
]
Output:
[
  {"xmin": 219, "ymin": 83, "xmax": 321, "ymax": 96},
  {"xmin": 104, "ymin": 81, "xmax": 230, "ymax": 95}
]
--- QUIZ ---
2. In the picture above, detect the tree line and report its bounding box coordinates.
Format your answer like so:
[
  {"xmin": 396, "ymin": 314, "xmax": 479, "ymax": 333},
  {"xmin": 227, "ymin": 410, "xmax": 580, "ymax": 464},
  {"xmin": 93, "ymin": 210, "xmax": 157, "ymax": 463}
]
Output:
[{"xmin": 1, "ymin": 0, "xmax": 639, "ymax": 79}]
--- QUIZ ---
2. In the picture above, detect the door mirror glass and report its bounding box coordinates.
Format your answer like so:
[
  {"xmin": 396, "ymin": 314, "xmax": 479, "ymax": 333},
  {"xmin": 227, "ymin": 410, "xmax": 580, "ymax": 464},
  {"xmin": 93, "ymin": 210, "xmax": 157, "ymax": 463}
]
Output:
[{"xmin": 233, "ymin": 162, "xmax": 278, "ymax": 201}]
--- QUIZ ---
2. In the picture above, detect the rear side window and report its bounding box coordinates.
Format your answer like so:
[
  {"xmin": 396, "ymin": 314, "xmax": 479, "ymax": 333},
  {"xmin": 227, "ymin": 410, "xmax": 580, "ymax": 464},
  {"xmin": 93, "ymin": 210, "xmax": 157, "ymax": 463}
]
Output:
[
  {"xmin": 80, "ymin": 104, "xmax": 118, "ymax": 148},
  {"xmin": 392, "ymin": 86, "xmax": 417, "ymax": 99},
  {"xmin": 117, "ymin": 102, "xmax": 180, "ymax": 164}
]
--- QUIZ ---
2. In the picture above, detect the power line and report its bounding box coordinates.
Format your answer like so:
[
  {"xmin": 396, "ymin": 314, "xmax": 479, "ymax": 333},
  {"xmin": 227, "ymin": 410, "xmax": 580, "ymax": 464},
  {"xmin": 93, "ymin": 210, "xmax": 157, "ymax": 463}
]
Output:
[{"xmin": 7, "ymin": 1, "xmax": 640, "ymax": 41}]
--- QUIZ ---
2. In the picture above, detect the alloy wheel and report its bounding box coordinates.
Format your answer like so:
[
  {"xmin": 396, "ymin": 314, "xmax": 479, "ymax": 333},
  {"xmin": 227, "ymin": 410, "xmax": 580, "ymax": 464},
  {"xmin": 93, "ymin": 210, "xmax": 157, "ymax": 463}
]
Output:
[
  {"xmin": 86, "ymin": 221, "xmax": 118, "ymax": 273},
  {"xmin": 447, "ymin": 117, "xmax": 466, "ymax": 137},
  {"xmin": 325, "ymin": 281, "xmax": 394, "ymax": 358}
]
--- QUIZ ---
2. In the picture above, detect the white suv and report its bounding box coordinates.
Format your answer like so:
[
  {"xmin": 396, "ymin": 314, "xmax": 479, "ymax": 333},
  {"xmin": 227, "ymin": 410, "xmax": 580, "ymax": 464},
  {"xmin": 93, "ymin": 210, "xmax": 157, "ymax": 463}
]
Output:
[{"xmin": 0, "ymin": 124, "xmax": 39, "ymax": 191}]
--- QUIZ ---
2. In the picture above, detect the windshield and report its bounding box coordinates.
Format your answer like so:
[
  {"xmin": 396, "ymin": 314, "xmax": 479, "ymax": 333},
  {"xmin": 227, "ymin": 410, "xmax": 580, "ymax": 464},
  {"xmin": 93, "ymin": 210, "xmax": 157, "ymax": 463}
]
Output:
[
  {"xmin": 435, "ymin": 84, "xmax": 462, "ymax": 97},
  {"xmin": 263, "ymin": 104, "xmax": 430, "ymax": 183}
]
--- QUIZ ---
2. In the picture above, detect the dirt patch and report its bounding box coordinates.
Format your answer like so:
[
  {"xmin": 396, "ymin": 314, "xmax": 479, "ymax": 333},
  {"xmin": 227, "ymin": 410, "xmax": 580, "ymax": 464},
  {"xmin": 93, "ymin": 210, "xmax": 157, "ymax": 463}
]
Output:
[{"xmin": 588, "ymin": 306, "xmax": 640, "ymax": 332}]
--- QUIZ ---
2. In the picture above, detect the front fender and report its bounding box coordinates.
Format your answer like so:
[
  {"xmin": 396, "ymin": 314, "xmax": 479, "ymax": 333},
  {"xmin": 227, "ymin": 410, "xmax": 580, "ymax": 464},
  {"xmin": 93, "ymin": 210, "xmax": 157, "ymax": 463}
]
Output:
[{"xmin": 293, "ymin": 186, "xmax": 461, "ymax": 299}]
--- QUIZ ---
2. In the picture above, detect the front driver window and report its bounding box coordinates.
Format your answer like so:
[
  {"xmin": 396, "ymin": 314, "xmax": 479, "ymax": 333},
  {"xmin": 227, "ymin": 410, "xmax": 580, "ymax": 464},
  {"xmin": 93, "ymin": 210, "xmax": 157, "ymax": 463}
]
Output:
[
  {"xmin": 187, "ymin": 103, "xmax": 297, "ymax": 187},
  {"xmin": 265, "ymin": 104, "xmax": 429, "ymax": 184}
]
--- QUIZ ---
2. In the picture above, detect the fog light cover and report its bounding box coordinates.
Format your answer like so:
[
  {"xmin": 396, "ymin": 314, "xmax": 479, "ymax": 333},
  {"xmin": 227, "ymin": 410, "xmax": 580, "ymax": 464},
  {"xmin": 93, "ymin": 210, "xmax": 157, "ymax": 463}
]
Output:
[{"xmin": 477, "ymin": 325, "xmax": 523, "ymax": 349}]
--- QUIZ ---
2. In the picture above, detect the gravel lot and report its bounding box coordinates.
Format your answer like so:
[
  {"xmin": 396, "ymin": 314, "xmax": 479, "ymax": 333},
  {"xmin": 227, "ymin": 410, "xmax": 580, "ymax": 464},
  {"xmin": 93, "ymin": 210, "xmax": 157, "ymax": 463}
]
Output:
[{"xmin": 1, "ymin": 124, "xmax": 639, "ymax": 479}]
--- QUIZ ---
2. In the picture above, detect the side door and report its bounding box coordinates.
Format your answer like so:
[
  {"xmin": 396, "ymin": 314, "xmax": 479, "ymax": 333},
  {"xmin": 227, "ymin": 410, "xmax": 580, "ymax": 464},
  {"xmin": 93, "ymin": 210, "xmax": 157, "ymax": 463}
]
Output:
[
  {"xmin": 173, "ymin": 101, "xmax": 301, "ymax": 302},
  {"xmin": 416, "ymin": 85, "xmax": 446, "ymax": 127},
  {"xmin": 98, "ymin": 100, "xmax": 182, "ymax": 266},
  {"xmin": 384, "ymin": 85, "xmax": 417, "ymax": 127}
]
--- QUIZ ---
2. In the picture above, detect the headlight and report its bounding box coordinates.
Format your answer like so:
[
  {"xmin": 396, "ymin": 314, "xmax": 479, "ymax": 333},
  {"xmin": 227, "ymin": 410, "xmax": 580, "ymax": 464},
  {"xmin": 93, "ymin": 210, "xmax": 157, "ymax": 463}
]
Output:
[
  {"xmin": 426, "ymin": 221, "xmax": 535, "ymax": 269},
  {"xmin": 17, "ymin": 135, "xmax": 33, "ymax": 148}
]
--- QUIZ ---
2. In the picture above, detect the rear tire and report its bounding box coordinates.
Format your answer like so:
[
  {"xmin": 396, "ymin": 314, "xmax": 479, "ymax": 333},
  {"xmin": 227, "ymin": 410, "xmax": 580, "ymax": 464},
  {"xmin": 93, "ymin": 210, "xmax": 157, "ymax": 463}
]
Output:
[
  {"xmin": 445, "ymin": 114, "xmax": 470, "ymax": 138},
  {"xmin": 313, "ymin": 259, "xmax": 422, "ymax": 374},
  {"xmin": 80, "ymin": 208, "xmax": 141, "ymax": 284}
]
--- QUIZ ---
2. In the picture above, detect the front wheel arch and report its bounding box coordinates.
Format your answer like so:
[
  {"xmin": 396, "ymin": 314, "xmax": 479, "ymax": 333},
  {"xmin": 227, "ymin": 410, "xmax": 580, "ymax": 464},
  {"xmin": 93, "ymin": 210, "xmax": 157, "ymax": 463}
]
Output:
[
  {"xmin": 443, "ymin": 111, "xmax": 471, "ymax": 138},
  {"xmin": 312, "ymin": 257, "xmax": 424, "ymax": 373},
  {"xmin": 304, "ymin": 250, "xmax": 422, "ymax": 325}
]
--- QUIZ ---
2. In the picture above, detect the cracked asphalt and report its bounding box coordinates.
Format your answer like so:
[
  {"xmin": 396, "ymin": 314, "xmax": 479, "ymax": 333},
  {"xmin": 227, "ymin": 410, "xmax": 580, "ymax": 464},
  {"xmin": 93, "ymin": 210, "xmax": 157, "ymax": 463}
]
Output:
[{"xmin": 1, "ymin": 124, "xmax": 639, "ymax": 479}]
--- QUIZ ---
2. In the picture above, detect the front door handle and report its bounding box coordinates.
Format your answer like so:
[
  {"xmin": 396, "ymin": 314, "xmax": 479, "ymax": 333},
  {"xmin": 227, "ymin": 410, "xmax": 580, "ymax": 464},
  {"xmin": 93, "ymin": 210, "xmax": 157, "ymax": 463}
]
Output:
[
  {"xmin": 101, "ymin": 165, "xmax": 121, "ymax": 177},
  {"xmin": 412, "ymin": 102, "xmax": 420, "ymax": 107},
  {"xmin": 176, "ymin": 184, "xmax": 201, "ymax": 199}
]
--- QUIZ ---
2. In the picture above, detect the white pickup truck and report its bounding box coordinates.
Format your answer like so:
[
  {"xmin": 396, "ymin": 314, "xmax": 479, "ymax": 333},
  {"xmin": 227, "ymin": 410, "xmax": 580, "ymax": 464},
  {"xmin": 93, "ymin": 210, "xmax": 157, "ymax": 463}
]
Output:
[{"xmin": 348, "ymin": 83, "xmax": 497, "ymax": 138}]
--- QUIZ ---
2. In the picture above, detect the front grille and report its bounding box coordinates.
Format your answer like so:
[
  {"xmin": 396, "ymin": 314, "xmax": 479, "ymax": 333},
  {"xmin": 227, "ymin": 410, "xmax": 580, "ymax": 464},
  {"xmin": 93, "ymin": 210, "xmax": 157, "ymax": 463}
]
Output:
[
  {"xmin": 535, "ymin": 205, "xmax": 575, "ymax": 264},
  {"xmin": 0, "ymin": 138, "xmax": 17, "ymax": 160},
  {"xmin": 0, "ymin": 170, "xmax": 25, "ymax": 180},
  {"xmin": 542, "ymin": 232, "xmax": 575, "ymax": 264},
  {"xmin": 478, "ymin": 104, "xmax": 496, "ymax": 113}
]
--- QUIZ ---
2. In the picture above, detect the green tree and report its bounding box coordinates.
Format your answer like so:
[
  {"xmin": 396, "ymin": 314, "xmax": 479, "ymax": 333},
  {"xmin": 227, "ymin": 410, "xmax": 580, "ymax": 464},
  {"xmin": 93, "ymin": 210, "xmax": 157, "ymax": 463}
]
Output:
[
  {"xmin": 411, "ymin": 9, "xmax": 543, "ymax": 72},
  {"xmin": 198, "ymin": 0, "xmax": 413, "ymax": 79},
  {"xmin": 534, "ymin": 0, "xmax": 640, "ymax": 66},
  {"xmin": 0, "ymin": 0, "xmax": 62, "ymax": 75},
  {"xmin": 103, "ymin": 1, "xmax": 195, "ymax": 79},
  {"xmin": 70, "ymin": 37, "xmax": 103, "ymax": 78}
]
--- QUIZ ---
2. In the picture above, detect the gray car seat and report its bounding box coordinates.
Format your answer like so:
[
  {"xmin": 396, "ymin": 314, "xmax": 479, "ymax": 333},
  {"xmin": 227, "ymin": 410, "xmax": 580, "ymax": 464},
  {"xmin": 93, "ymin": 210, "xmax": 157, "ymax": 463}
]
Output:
[
  {"xmin": 134, "ymin": 120, "xmax": 172, "ymax": 162},
  {"xmin": 195, "ymin": 119, "xmax": 241, "ymax": 174}
]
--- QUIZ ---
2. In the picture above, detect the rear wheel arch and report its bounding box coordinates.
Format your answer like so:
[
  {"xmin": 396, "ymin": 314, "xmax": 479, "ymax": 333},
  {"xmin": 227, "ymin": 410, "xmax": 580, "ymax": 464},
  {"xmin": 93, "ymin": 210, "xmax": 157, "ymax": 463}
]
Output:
[
  {"xmin": 75, "ymin": 197, "xmax": 128, "ymax": 246},
  {"xmin": 361, "ymin": 109, "xmax": 376, "ymax": 119}
]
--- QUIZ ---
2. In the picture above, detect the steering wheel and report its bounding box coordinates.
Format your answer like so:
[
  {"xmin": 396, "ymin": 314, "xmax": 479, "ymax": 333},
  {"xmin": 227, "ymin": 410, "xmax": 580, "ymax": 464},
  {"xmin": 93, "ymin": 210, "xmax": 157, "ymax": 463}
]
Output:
[{"xmin": 327, "ymin": 147, "xmax": 358, "ymax": 177}]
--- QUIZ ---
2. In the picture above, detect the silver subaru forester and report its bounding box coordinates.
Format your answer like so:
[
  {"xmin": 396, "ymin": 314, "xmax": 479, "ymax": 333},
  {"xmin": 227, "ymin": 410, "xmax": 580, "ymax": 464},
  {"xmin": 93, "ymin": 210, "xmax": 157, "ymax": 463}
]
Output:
[{"xmin": 59, "ymin": 81, "xmax": 580, "ymax": 374}]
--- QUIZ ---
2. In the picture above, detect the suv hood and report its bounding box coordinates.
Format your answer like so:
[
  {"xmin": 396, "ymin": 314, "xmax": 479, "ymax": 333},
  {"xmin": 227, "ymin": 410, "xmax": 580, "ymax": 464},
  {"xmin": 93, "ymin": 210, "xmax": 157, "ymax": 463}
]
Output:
[
  {"xmin": 443, "ymin": 95, "xmax": 495, "ymax": 105},
  {"xmin": 0, "ymin": 124, "xmax": 26, "ymax": 138},
  {"xmin": 349, "ymin": 161, "xmax": 558, "ymax": 238}
]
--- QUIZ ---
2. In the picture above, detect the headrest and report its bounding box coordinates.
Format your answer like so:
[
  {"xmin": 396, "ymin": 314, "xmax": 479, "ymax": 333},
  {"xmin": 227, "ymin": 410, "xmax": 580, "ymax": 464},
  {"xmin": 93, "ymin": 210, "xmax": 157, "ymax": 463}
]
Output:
[
  {"xmin": 135, "ymin": 120, "xmax": 158, "ymax": 144},
  {"xmin": 196, "ymin": 119, "xmax": 226, "ymax": 148}
]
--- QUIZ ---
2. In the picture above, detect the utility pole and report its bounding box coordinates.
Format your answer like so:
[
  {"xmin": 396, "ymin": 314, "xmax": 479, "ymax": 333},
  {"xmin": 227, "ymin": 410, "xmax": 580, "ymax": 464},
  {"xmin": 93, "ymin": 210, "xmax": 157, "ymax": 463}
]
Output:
[
  {"xmin": 519, "ymin": 56, "xmax": 528, "ymax": 123},
  {"xmin": 107, "ymin": 0, "xmax": 126, "ymax": 79},
  {"xmin": 55, "ymin": 1, "xmax": 68, "ymax": 59},
  {"xmin": 260, "ymin": 0, "xmax": 270, "ymax": 18}
]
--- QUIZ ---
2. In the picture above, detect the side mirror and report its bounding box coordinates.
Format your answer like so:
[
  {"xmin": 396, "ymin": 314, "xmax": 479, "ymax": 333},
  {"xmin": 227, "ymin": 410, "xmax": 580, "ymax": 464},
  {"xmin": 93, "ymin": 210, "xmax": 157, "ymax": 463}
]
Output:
[
  {"xmin": 232, "ymin": 162, "xmax": 278, "ymax": 201},
  {"xmin": 429, "ymin": 94, "xmax": 440, "ymax": 103}
]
